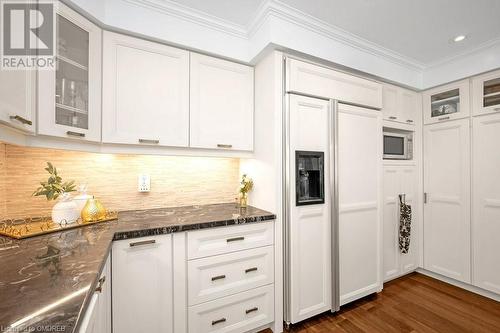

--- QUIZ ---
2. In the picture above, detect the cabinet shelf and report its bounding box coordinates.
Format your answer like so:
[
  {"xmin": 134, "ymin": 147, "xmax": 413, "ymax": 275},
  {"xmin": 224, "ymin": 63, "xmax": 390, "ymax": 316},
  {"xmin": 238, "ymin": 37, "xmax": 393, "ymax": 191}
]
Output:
[
  {"xmin": 484, "ymin": 91, "xmax": 500, "ymax": 98},
  {"xmin": 431, "ymin": 95, "xmax": 459, "ymax": 105},
  {"xmin": 57, "ymin": 55, "xmax": 88, "ymax": 71},
  {"xmin": 56, "ymin": 103, "xmax": 88, "ymax": 115}
]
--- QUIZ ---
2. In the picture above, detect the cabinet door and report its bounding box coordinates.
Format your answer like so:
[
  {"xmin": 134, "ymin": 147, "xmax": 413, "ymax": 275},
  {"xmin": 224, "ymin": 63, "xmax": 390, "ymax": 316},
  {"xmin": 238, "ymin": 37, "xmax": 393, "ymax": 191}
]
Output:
[
  {"xmin": 189, "ymin": 53, "xmax": 254, "ymax": 151},
  {"xmin": 288, "ymin": 95, "xmax": 331, "ymax": 323},
  {"xmin": 38, "ymin": 3, "xmax": 101, "ymax": 141},
  {"xmin": 472, "ymin": 69, "xmax": 500, "ymax": 116},
  {"xmin": 423, "ymin": 79, "xmax": 470, "ymax": 125},
  {"xmin": 102, "ymin": 32, "xmax": 189, "ymax": 147},
  {"xmin": 338, "ymin": 104, "xmax": 382, "ymax": 305},
  {"xmin": 472, "ymin": 113, "xmax": 500, "ymax": 293},
  {"xmin": 112, "ymin": 235, "xmax": 173, "ymax": 333},
  {"xmin": 382, "ymin": 84, "xmax": 399, "ymax": 122},
  {"xmin": 424, "ymin": 119, "xmax": 470, "ymax": 283},
  {"xmin": 399, "ymin": 89, "xmax": 419, "ymax": 125},
  {"xmin": 0, "ymin": 70, "xmax": 36, "ymax": 133},
  {"xmin": 383, "ymin": 167, "xmax": 400, "ymax": 281}
]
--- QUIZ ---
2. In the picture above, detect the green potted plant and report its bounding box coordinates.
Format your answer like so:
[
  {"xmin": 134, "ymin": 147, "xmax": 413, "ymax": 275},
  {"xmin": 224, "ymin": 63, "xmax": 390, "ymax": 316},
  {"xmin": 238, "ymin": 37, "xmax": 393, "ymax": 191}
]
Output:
[{"xmin": 33, "ymin": 162, "xmax": 79, "ymax": 224}]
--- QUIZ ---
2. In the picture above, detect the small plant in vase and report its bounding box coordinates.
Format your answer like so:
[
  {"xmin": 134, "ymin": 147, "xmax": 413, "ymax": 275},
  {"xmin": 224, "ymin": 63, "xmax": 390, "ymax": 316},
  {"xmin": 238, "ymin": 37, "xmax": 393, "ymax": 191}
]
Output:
[
  {"xmin": 238, "ymin": 174, "xmax": 254, "ymax": 208},
  {"xmin": 33, "ymin": 162, "xmax": 79, "ymax": 224}
]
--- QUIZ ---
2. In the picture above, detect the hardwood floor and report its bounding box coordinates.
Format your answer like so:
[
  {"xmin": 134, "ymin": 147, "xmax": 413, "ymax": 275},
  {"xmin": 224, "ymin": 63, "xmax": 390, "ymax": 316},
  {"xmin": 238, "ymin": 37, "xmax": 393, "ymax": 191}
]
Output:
[{"xmin": 265, "ymin": 272, "xmax": 500, "ymax": 333}]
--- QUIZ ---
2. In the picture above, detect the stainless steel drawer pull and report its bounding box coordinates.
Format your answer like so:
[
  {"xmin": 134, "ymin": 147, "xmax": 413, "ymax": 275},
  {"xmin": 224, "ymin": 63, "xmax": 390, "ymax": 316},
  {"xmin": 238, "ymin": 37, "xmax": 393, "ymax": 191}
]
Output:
[
  {"xmin": 217, "ymin": 144, "xmax": 233, "ymax": 149},
  {"xmin": 66, "ymin": 131, "xmax": 85, "ymax": 137},
  {"xmin": 245, "ymin": 267, "xmax": 258, "ymax": 273},
  {"xmin": 226, "ymin": 236, "xmax": 244, "ymax": 243},
  {"xmin": 10, "ymin": 115, "xmax": 32, "ymax": 125},
  {"xmin": 95, "ymin": 276, "xmax": 106, "ymax": 293},
  {"xmin": 129, "ymin": 239, "xmax": 156, "ymax": 247},
  {"xmin": 138, "ymin": 139, "xmax": 160, "ymax": 144},
  {"xmin": 494, "ymin": 107, "xmax": 500, "ymax": 111},
  {"xmin": 211, "ymin": 318, "xmax": 226, "ymax": 326},
  {"xmin": 245, "ymin": 307, "xmax": 259, "ymax": 314},
  {"xmin": 406, "ymin": 119, "xmax": 414, "ymax": 123},
  {"xmin": 438, "ymin": 116, "xmax": 450, "ymax": 121},
  {"xmin": 388, "ymin": 116, "xmax": 397, "ymax": 120},
  {"xmin": 211, "ymin": 274, "xmax": 226, "ymax": 281}
]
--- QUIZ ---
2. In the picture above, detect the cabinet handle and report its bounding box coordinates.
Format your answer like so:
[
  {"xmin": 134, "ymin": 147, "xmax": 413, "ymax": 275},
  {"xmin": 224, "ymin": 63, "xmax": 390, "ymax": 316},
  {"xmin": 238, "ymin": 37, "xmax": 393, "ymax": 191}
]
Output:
[
  {"xmin": 245, "ymin": 267, "xmax": 258, "ymax": 273},
  {"xmin": 494, "ymin": 107, "xmax": 500, "ymax": 111},
  {"xmin": 95, "ymin": 276, "xmax": 106, "ymax": 293},
  {"xmin": 388, "ymin": 116, "xmax": 397, "ymax": 120},
  {"xmin": 226, "ymin": 236, "xmax": 244, "ymax": 243},
  {"xmin": 245, "ymin": 307, "xmax": 259, "ymax": 314},
  {"xmin": 211, "ymin": 318, "xmax": 226, "ymax": 326},
  {"xmin": 129, "ymin": 239, "xmax": 156, "ymax": 247},
  {"xmin": 211, "ymin": 274, "xmax": 226, "ymax": 281},
  {"xmin": 217, "ymin": 144, "xmax": 233, "ymax": 149},
  {"xmin": 424, "ymin": 193, "xmax": 428, "ymax": 204},
  {"xmin": 66, "ymin": 131, "xmax": 85, "ymax": 137},
  {"xmin": 406, "ymin": 119, "xmax": 414, "ymax": 123},
  {"xmin": 138, "ymin": 139, "xmax": 160, "ymax": 144},
  {"xmin": 9, "ymin": 115, "xmax": 32, "ymax": 125},
  {"xmin": 438, "ymin": 116, "xmax": 450, "ymax": 121}
]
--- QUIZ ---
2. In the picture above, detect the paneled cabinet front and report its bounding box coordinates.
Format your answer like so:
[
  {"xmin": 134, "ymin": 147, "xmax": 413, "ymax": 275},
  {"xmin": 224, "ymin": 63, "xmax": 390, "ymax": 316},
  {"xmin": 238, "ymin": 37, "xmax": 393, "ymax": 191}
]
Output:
[
  {"xmin": 383, "ymin": 166, "xmax": 419, "ymax": 282},
  {"xmin": 382, "ymin": 83, "xmax": 420, "ymax": 125},
  {"xmin": 189, "ymin": 53, "xmax": 254, "ymax": 151},
  {"xmin": 112, "ymin": 235, "xmax": 173, "ymax": 333},
  {"xmin": 0, "ymin": 70, "xmax": 36, "ymax": 133},
  {"xmin": 102, "ymin": 31, "xmax": 189, "ymax": 147},
  {"xmin": 423, "ymin": 119, "xmax": 471, "ymax": 283},
  {"xmin": 37, "ymin": 3, "xmax": 102, "ymax": 141}
]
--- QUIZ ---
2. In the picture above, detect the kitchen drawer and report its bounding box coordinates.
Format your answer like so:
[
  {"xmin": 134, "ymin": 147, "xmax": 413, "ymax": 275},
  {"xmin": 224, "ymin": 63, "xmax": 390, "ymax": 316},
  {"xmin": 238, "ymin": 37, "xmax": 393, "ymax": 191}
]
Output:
[
  {"xmin": 188, "ymin": 284, "xmax": 274, "ymax": 333},
  {"xmin": 188, "ymin": 246, "xmax": 274, "ymax": 305},
  {"xmin": 187, "ymin": 222, "xmax": 274, "ymax": 260}
]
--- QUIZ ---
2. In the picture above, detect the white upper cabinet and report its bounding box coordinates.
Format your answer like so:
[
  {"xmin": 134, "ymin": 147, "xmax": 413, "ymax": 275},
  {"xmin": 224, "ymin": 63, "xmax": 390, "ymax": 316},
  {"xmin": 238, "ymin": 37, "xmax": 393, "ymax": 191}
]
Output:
[
  {"xmin": 189, "ymin": 53, "xmax": 254, "ymax": 151},
  {"xmin": 423, "ymin": 79, "xmax": 470, "ymax": 125},
  {"xmin": 0, "ymin": 69, "xmax": 36, "ymax": 133},
  {"xmin": 423, "ymin": 118, "xmax": 471, "ymax": 283},
  {"xmin": 472, "ymin": 69, "xmax": 500, "ymax": 116},
  {"xmin": 287, "ymin": 58, "xmax": 382, "ymax": 109},
  {"xmin": 38, "ymin": 3, "xmax": 102, "ymax": 141},
  {"xmin": 472, "ymin": 113, "xmax": 500, "ymax": 294},
  {"xmin": 102, "ymin": 32, "xmax": 189, "ymax": 147},
  {"xmin": 382, "ymin": 83, "xmax": 420, "ymax": 125}
]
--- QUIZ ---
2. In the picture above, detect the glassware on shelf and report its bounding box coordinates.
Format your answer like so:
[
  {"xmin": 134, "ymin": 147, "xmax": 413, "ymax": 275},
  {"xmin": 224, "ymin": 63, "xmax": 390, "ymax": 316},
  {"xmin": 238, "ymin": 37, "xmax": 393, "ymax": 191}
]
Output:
[{"xmin": 484, "ymin": 78, "xmax": 500, "ymax": 108}]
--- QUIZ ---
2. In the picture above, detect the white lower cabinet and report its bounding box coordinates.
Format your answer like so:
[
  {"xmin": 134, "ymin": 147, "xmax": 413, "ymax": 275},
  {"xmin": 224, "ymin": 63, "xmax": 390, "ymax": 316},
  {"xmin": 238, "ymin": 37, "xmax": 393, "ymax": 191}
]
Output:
[
  {"xmin": 112, "ymin": 235, "xmax": 173, "ymax": 333},
  {"xmin": 338, "ymin": 104, "xmax": 383, "ymax": 305},
  {"xmin": 80, "ymin": 255, "xmax": 111, "ymax": 333},
  {"xmin": 472, "ymin": 113, "xmax": 500, "ymax": 294},
  {"xmin": 112, "ymin": 222, "xmax": 275, "ymax": 333},
  {"xmin": 383, "ymin": 166, "xmax": 419, "ymax": 282},
  {"xmin": 188, "ymin": 284, "xmax": 274, "ymax": 333},
  {"xmin": 423, "ymin": 119, "xmax": 471, "ymax": 283}
]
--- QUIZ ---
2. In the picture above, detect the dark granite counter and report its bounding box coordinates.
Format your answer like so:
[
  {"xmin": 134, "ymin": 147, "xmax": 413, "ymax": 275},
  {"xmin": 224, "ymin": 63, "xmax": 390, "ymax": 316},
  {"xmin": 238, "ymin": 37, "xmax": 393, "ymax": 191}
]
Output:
[{"xmin": 0, "ymin": 203, "xmax": 275, "ymax": 333}]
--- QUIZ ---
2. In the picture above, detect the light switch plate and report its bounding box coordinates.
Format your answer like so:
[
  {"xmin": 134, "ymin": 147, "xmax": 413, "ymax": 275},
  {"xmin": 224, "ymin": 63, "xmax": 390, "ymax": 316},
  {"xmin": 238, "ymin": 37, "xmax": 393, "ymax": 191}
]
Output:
[{"xmin": 138, "ymin": 174, "xmax": 151, "ymax": 192}]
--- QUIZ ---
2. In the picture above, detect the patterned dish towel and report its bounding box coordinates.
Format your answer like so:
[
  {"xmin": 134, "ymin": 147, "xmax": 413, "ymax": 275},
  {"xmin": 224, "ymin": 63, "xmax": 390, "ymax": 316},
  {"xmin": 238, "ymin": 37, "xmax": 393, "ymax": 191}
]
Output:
[{"xmin": 399, "ymin": 195, "xmax": 412, "ymax": 254}]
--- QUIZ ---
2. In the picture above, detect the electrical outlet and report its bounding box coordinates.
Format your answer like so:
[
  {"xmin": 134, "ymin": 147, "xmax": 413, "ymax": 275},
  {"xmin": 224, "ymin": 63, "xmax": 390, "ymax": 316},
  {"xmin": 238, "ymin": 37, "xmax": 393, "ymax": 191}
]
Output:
[{"xmin": 138, "ymin": 174, "xmax": 151, "ymax": 192}]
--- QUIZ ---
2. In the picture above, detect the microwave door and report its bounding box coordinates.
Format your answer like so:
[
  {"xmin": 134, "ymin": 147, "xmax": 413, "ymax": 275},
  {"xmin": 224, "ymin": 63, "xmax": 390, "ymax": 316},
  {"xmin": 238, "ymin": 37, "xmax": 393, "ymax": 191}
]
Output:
[{"xmin": 384, "ymin": 135, "xmax": 407, "ymax": 159}]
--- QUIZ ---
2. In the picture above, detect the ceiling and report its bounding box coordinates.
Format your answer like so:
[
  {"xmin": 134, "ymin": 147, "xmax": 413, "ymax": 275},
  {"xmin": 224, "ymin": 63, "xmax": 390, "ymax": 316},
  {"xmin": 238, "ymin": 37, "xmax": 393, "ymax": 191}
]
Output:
[{"xmin": 168, "ymin": 0, "xmax": 500, "ymax": 67}]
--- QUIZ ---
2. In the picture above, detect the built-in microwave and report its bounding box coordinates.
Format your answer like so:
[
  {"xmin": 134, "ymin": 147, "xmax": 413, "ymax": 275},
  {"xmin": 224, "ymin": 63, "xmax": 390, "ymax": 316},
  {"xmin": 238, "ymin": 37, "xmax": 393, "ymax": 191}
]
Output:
[{"xmin": 383, "ymin": 131, "xmax": 413, "ymax": 160}]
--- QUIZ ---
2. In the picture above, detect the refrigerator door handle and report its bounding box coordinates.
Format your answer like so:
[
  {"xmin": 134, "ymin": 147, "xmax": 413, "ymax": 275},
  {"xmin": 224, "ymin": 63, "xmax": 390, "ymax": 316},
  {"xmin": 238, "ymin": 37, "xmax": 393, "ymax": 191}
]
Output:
[{"xmin": 330, "ymin": 99, "xmax": 340, "ymax": 312}]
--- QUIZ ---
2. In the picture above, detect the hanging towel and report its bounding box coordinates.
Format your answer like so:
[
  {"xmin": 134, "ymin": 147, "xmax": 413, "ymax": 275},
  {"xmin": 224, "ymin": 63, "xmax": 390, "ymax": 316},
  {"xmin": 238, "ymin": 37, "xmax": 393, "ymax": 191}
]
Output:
[{"xmin": 399, "ymin": 195, "xmax": 412, "ymax": 254}]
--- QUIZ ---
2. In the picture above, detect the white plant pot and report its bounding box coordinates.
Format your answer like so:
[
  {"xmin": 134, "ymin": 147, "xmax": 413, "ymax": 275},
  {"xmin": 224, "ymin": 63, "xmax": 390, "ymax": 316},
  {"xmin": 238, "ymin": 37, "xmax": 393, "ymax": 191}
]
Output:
[{"xmin": 52, "ymin": 199, "xmax": 80, "ymax": 224}]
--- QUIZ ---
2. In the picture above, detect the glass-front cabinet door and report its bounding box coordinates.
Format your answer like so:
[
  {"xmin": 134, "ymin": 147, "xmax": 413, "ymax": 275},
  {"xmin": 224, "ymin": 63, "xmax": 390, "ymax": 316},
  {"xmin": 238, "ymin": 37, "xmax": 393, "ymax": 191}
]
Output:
[
  {"xmin": 423, "ymin": 79, "xmax": 470, "ymax": 124},
  {"xmin": 472, "ymin": 69, "xmax": 500, "ymax": 116},
  {"xmin": 38, "ymin": 3, "xmax": 101, "ymax": 141}
]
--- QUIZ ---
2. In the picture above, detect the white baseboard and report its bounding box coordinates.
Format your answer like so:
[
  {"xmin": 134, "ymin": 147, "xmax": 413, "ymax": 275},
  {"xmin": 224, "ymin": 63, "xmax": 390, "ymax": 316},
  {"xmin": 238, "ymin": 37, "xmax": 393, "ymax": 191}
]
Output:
[{"xmin": 416, "ymin": 268, "xmax": 500, "ymax": 302}]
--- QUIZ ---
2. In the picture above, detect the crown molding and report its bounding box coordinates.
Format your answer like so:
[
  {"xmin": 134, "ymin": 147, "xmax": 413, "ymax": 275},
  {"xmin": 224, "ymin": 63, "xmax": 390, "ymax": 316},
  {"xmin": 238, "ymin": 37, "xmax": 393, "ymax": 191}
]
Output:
[
  {"xmin": 247, "ymin": 0, "xmax": 426, "ymax": 71},
  {"xmin": 124, "ymin": 0, "xmax": 249, "ymax": 38}
]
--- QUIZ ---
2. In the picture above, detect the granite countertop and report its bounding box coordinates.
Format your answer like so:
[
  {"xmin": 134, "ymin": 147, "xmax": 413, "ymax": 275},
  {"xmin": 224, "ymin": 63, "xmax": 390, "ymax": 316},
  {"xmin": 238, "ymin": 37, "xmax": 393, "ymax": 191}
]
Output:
[{"xmin": 0, "ymin": 203, "xmax": 275, "ymax": 333}]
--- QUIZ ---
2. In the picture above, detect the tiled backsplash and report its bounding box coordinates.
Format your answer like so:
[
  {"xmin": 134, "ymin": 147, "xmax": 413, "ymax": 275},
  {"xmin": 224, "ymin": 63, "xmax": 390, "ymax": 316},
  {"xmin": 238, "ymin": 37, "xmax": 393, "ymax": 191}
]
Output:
[{"xmin": 0, "ymin": 143, "xmax": 240, "ymax": 220}]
